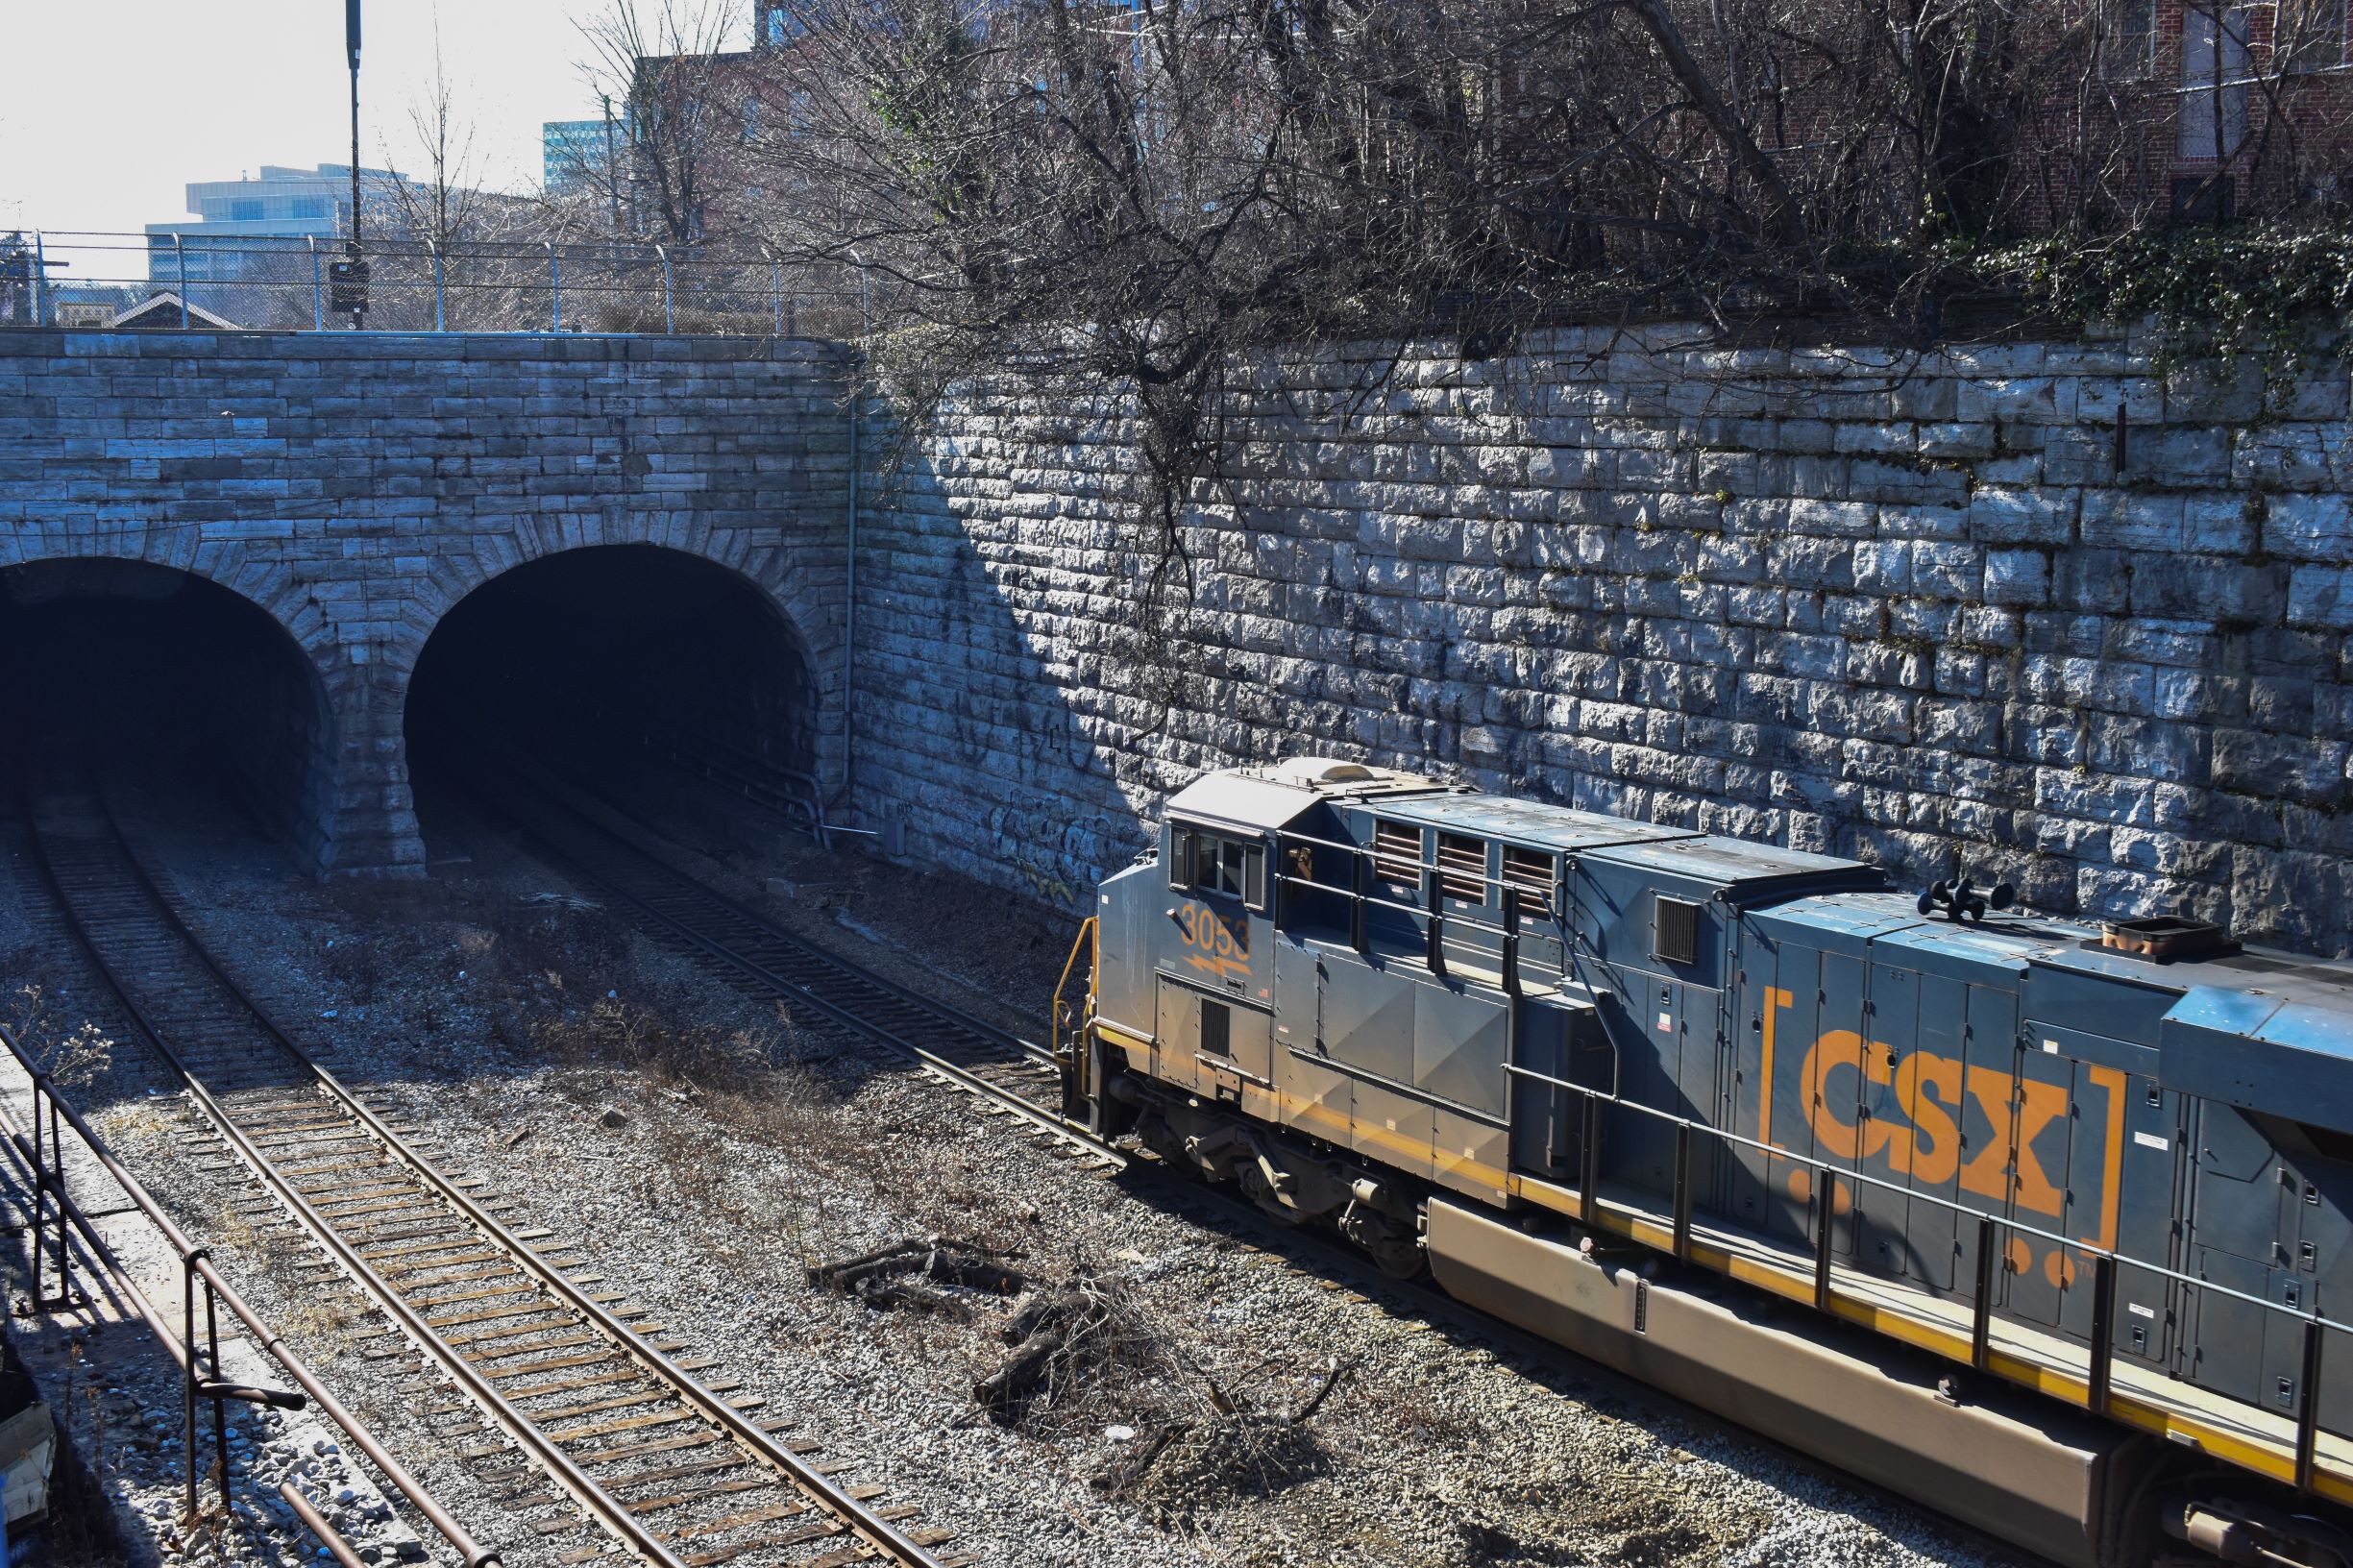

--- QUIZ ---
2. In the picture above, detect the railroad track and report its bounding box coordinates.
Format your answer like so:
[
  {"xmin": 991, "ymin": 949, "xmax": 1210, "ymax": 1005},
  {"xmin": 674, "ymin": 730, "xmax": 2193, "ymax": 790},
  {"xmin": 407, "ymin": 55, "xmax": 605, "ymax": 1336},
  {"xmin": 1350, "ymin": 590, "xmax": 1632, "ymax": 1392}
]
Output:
[
  {"xmin": 449, "ymin": 754, "xmax": 2044, "ymax": 1565},
  {"xmin": 19, "ymin": 783, "xmax": 961, "ymax": 1568},
  {"xmin": 436, "ymin": 733, "xmax": 1123, "ymax": 1172}
]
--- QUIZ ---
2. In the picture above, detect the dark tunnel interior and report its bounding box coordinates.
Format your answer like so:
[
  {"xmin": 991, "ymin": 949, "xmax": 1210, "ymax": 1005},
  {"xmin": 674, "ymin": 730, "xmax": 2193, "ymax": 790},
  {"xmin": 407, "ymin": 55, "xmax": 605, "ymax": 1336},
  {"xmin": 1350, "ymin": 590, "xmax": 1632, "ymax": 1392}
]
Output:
[
  {"xmin": 0, "ymin": 559, "xmax": 336, "ymax": 867},
  {"xmin": 403, "ymin": 544, "xmax": 820, "ymax": 852}
]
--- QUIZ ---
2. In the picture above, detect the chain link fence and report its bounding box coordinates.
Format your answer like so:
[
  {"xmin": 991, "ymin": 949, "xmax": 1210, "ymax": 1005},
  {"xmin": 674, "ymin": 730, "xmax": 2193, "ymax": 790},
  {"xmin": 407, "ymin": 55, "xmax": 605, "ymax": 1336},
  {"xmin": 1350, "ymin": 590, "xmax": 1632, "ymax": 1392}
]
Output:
[{"xmin": 0, "ymin": 232, "xmax": 867, "ymax": 337}]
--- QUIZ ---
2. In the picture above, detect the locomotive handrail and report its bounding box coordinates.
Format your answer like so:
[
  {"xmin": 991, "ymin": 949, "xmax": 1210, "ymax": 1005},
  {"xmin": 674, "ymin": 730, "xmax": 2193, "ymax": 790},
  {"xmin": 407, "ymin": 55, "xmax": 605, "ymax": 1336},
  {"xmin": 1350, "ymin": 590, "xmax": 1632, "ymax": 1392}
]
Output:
[
  {"xmin": 1498, "ymin": 1058, "xmax": 2341, "ymax": 1324},
  {"xmin": 1497, "ymin": 1054, "xmax": 2343, "ymax": 1487},
  {"xmin": 1050, "ymin": 916, "xmax": 1098, "ymax": 1066}
]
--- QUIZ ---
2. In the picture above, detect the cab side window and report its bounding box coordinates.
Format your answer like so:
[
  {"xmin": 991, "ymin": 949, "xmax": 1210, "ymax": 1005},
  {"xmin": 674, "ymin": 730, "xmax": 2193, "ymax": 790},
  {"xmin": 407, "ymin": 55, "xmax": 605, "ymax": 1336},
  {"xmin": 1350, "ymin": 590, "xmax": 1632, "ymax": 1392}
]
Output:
[{"xmin": 1171, "ymin": 825, "xmax": 1268, "ymax": 911}]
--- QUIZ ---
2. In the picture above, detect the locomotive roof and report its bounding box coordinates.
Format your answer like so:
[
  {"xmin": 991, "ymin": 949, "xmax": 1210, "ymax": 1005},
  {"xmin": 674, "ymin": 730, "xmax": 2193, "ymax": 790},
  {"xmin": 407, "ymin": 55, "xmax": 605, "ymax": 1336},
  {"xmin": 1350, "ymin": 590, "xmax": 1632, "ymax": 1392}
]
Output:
[
  {"xmin": 1574, "ymin": 830, "xmax": 1885, "ymax": 890},
  {"xmin": 1364, "ymin": 793, "xmax": 1699, "ymax": 854},
  {"xmin": 1168, "ymin": 764, "xmax": 2353, "ymax": 1008},
  {"xmin": 1164, "ymin": 759, "xmax": 1448, "ymax": 832}
]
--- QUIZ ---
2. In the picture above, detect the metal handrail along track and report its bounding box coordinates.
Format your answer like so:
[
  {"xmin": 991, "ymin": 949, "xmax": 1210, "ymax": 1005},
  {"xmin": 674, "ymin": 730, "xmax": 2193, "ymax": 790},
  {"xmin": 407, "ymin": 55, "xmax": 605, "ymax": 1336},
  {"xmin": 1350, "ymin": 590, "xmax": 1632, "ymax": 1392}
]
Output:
[
  {"xmin": 22, "ymin": 788, "xmax": 949, "ymax": 1568},
  {"xmin": 0, "ymin": 1018, "xmax": 499, "ymax": 1566}
]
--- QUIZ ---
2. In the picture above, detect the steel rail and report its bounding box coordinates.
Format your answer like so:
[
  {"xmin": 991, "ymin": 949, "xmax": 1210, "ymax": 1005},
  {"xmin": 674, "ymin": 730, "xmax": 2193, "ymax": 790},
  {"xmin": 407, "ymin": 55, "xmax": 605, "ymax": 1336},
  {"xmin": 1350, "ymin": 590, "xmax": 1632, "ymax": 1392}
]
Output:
[
  {"xmin": 85, "ymin": 790, "xmax": 952, "ymax": 1567},
  {"xmin": 438, "ymin": 746, "xmax": 1112, "ymax": 1171},
  {"xmin": 0, "ymin": 944, "xmax": 499, "ymax": 1567},
  {"xmin": 28, "ymin": 792, "xmax": 947, "ymax": 1568},
  {"xmin": 554, "ymin": 832, "xmax": 1113, "ymax": 1158},
  {"xmin": 445, "ymin": 723, "xmax": 1048, "ymax": 1066}
]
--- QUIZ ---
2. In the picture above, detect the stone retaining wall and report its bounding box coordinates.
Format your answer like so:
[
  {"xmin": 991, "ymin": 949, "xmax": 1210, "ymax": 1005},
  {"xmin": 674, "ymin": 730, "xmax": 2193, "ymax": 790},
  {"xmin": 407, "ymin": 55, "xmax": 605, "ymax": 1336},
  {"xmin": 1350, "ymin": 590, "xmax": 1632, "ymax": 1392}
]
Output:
[{"xmin": 863, "ymin": 327, "xmax": 2353, "ymax": 955}]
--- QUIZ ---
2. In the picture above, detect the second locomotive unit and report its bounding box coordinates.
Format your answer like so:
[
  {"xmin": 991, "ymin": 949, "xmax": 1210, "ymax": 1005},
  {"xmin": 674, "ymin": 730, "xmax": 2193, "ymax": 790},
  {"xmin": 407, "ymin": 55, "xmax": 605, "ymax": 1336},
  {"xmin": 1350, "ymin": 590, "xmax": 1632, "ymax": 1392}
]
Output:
[{"xmin": 1062, "ymin": 757, "xmax": 2353, "ymax": 1568}]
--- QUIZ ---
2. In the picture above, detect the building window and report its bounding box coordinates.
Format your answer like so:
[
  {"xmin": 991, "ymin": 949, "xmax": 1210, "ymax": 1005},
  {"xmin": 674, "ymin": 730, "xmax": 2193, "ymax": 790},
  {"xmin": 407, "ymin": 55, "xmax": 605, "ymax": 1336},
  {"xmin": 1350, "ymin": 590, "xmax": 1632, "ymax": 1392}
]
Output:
[
  {"xmin": 1372, "ymin": 821, "xmax": 1422, "ymax": 890},
  {"xmin": 1436, "ymin": 832, "xmax": 1487, "ymax": 904},
  {"xmin": 2287, "ymin": 0, "xmax": 2350, "ymax": 68},
  {"xmin": 2180, "ymin": 4, "xmax": 2252, "ymax": 159},
  {"xmin": 2103, "ymin": 0, "xmax": 2155, "ymax": 78},
  {"xmin": 230, "ymin": 199, "xmax": 264, "ymax": 222},
  {"xmin": 290, "ymin": 197, "xmax": 326, "ymax": 221}
]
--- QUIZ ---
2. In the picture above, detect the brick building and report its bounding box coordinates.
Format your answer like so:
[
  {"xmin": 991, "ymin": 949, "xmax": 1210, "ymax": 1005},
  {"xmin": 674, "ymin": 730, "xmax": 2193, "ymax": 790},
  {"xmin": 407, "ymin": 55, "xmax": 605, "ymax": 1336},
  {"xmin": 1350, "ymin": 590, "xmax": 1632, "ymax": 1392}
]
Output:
[{"xmin": 2102, "ymin": 1, "xmax": 2352, "ymax": 219}]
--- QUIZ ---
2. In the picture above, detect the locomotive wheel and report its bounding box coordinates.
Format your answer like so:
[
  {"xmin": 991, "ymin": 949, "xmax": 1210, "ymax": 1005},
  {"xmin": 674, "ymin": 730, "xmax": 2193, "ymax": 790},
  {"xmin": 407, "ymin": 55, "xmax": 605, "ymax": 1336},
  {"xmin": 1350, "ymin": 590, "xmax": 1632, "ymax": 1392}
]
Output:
[
  {"xmin": 1342, "ymin": 1204, "xmax": 1428, "ymax": 1281},
  {"xmin": 1238, "ymin": 1161, "xmax": 1305, "ymax": 1224}
]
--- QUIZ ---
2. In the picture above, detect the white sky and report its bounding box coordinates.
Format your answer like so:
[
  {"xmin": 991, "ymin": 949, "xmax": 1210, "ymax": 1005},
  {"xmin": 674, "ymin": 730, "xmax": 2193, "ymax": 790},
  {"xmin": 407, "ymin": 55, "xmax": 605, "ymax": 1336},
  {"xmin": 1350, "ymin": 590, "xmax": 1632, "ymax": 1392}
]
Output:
[{"xmin": 0, "ymin": 2, "xmax": 740, "ymax": 236}]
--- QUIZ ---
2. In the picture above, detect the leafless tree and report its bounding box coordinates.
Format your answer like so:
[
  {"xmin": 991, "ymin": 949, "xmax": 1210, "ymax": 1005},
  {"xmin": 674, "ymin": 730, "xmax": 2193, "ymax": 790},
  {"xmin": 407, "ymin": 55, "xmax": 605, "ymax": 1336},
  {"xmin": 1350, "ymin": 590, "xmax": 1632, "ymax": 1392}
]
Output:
[
  {"xmin": 715, "ymin": 0, "xmax": 2353, "ymax": 659},
  {"xmin": 379, "ymin": 18, "xmax": 485, "ymax": 250},
  {"xmin": 743, "ymin": 0, "xmax": 2349, "ymax": 389},
  {"xmin": 369, "ymin": 16, "xmax": 548, "ymax": 328},
  {"xmin": 577, "ymin": 0, "xmax": 745, "ymax": 246}
]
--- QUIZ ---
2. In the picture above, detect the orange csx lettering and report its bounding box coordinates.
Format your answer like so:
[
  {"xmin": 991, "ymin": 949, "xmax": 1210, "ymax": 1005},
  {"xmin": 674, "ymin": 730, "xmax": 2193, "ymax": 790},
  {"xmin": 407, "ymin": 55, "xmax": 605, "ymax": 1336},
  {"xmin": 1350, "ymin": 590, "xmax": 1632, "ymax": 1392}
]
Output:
[{"xmin": 1798, "ymin": 1033, "xmax": 2069, "ymax": 1220}]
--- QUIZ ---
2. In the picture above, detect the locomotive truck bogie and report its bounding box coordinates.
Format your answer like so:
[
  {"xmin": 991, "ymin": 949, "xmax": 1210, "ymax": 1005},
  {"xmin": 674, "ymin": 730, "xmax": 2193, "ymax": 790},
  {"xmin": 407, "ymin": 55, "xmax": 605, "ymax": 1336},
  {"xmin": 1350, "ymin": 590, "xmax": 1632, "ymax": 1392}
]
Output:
[{"xmin": 1071, "ymin": 759, "xmax": 2353, "ymax": 1568}]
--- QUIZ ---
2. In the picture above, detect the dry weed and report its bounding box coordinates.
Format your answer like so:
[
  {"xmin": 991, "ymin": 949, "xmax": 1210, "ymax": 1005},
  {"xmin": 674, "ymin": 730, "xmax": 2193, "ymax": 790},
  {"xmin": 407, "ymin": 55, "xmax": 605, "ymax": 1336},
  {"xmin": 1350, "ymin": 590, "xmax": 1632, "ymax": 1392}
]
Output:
[{"xmin": 7, "ymin": 985, "xmax": 115, "ymax": 1090}]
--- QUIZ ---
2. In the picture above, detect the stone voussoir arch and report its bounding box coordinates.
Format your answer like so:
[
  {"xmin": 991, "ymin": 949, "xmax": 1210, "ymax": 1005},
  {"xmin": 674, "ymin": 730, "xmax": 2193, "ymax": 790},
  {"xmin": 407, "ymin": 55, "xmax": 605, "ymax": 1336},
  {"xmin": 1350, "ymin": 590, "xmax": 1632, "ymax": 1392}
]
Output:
[
  {"xmin": 0, "ymin": 526, "xmax": 365, "ymax": 873},
  {"xmin": 0, "ymin": 526, "xmax": 353, "ymax": 697},
  {"xmin": 387, "ymin": 516, "xmax": 848, "ymax": 787}
]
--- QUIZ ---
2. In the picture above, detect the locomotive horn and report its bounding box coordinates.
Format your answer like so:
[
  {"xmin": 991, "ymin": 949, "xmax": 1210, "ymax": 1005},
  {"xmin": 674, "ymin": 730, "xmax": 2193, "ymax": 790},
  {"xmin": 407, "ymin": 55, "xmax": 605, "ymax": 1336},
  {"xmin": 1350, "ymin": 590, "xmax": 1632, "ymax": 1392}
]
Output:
[{"xmin": 1919, "ymin": 876, "xmax": 2018, "ymax": 922}]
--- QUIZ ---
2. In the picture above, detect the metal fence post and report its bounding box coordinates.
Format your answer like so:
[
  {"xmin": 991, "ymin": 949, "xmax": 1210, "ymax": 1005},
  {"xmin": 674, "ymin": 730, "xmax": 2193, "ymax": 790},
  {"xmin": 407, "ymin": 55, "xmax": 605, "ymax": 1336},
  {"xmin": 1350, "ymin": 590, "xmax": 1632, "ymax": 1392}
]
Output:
[
  {"xmin": 549, "ymin": 242, "xmax": 561, "ymax": 333},
  {"xmin": 310, "ymin": 237, "xmax": 324, "ymax": 331},
  {"xmin": 772, "ymin": 255, "xmax": 783, "ymax": 337},
  {"xmin": 659, "ymin": 246, "xmax": 674, "ymax": 333},
  {"xmin": 204, "ymin": 1281, "xmax": 231, "ymax": 1514},
  {"xmin": 182, "ymin": 1251, "xmax": 200, "ymax": 1522},
  {"xmin": 432, "ymin": 243, "xmax": 446, "ymax": 332},
  {"xmin": 174, "ymin": 233, "xmax": 188, "ymax": 329},
  {"xmin": 30, "ymin": 232, "xmax": 45, "ymax": 326}
]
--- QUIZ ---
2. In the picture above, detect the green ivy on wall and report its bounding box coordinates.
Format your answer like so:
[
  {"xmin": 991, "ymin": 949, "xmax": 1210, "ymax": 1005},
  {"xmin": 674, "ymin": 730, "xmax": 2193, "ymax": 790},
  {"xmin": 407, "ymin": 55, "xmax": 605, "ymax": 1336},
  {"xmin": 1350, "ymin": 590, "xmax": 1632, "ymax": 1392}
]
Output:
[{"xmin": 1965, "ymin": 223, "xmax": 2353, "ymax": 371}]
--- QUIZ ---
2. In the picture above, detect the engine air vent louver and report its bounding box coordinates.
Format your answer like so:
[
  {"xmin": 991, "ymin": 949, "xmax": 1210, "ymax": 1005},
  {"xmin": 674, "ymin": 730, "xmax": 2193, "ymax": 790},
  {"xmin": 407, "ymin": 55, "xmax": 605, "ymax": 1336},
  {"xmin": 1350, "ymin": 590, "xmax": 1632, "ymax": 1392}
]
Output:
[{"xmin": 1654, "ymin": 894, "xmax": 1703, "ymax": 968}]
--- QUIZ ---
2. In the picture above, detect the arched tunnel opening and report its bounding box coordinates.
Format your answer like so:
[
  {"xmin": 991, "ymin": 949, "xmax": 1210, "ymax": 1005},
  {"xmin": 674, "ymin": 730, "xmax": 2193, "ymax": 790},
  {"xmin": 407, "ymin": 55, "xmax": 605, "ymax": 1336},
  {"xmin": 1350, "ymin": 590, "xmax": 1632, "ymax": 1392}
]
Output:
[
  {"xmin": 404, "ymin": 544, "xmax": 821, "ymax": 855},
  {"xmin": 0, "ymin": 558, "xmax": 337, "ymax": 868}
]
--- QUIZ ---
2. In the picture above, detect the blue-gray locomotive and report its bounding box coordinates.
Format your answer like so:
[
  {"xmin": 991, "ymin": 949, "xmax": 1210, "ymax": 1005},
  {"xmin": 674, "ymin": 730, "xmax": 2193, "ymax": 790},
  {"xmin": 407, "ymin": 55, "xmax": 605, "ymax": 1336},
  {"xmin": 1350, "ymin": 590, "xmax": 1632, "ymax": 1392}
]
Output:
[{"xmin": 1063, "ymin": 758, "xmax": 2353, "ymax": 1568}]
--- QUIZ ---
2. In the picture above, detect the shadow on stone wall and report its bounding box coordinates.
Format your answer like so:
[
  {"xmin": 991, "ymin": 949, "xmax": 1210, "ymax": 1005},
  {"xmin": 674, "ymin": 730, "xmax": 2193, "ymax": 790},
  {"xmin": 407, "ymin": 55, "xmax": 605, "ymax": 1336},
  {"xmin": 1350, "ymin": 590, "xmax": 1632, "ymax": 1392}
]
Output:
[{"xmin": 855, "ymin": 328, "xmax": 2353, "ymax": 958}]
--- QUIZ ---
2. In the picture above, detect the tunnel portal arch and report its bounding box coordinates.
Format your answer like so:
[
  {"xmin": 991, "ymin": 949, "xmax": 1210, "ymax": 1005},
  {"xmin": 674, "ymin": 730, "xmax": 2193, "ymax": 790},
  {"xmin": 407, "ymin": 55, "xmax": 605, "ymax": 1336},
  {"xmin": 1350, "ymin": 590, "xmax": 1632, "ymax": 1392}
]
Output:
[
  {"xmin": 0, "ymin": 555, "xmax": 346, "ymax": 870},
  {"xmin": 399, "ymin": 543, "xmax": 835, "ymax": 853}
]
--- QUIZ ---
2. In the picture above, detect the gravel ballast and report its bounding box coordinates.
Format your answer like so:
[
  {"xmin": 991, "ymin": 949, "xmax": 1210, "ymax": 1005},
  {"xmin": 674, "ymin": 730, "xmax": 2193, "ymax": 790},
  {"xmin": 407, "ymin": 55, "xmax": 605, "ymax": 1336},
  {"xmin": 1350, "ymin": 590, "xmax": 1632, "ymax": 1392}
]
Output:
[{"xmin": 0, "ymin": 790, "xmax": 2020, "ymax": 1568}]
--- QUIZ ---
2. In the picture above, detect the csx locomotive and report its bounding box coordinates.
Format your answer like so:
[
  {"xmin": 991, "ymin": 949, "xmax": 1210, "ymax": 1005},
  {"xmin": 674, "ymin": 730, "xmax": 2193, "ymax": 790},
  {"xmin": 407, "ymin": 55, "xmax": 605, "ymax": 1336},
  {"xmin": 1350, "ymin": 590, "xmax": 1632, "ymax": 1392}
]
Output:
[{"xmin": 1062, "ymin": 758, "xmax": 2353, "ymax": 1568}]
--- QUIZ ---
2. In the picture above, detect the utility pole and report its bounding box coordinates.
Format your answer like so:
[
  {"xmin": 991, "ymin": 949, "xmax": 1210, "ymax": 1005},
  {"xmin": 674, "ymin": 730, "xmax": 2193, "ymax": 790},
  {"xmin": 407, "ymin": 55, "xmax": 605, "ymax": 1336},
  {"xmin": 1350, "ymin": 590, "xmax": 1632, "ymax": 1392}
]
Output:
[
  {"xmin": 346, "ymin": 0, "xmax": 364, "ymax": 245},
  {"xmin": 334, "ymin": 0, "xmax": 371, "ymax": 327},
  {"xmin": 601, "ymin": 94, "xmax": 623, "ymax": 236}
]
